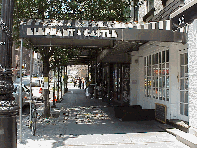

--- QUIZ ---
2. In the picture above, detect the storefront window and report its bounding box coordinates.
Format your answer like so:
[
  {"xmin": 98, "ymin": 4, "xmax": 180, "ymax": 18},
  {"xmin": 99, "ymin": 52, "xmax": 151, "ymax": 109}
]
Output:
[{"xmin": 144, "ymin": 49, "xmax": 169, "ymax": 101}]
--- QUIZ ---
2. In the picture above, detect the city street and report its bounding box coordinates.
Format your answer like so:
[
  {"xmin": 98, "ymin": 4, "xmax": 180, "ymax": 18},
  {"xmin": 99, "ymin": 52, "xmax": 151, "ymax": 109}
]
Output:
[
  {"xmin": 0, "ymin": 0, "xmax": 196, "ymax": 147},
  {"xmin": 16, "ymin": 84, "xmax": 189, "ymax": 148}
]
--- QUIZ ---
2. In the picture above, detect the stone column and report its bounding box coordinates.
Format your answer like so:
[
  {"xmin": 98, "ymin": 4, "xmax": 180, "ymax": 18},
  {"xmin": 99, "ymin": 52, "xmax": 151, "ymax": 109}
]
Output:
[
  {"xmin": 188, "ymin": 19, "xmax": 197, "ymax": 136},
  {"xmin": 130, "ymin": 51, "xmax": 138, "ymax": 105}
]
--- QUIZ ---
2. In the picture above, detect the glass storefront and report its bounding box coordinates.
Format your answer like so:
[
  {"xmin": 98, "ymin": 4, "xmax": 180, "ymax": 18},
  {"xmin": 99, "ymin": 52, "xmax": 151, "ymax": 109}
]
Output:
[
  {"xmin": 101, "ymin": 63, "xmax": 130, "ymax": 106},
  {"xmin": 144, "ymin": 49, "xmax": 169, "ymax": 101}
]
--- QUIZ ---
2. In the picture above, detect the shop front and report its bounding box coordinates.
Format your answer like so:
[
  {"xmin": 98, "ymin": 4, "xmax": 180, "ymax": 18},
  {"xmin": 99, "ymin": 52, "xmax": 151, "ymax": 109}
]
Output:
[
  {"xmin": 99, "ymin": 63, "xmax": 130, "ymax": 107},
  {"xmin": 130, "ymin": 41, "xmax": 189, "ymax": 123}
]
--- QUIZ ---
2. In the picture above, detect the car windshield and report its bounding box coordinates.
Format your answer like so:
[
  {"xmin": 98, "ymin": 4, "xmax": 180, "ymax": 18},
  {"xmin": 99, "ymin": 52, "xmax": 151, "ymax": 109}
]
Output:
[{"xmin": 14, "ymin": 78, "xmax": 30, "ymax": 87}]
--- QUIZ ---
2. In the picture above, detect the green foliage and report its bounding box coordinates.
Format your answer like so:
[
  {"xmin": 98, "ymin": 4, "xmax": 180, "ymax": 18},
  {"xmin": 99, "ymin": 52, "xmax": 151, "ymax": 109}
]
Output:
[
  {"xmin": 49, "ymin": 46, "xmax": 81, "ymax": 70},
  {"xmin": 13, "ymin": 0, "xmax": 132, "ymax": 46},
  {"xmin": 13, "ymin": 0, "xmax": 134, "ymax": 68}
]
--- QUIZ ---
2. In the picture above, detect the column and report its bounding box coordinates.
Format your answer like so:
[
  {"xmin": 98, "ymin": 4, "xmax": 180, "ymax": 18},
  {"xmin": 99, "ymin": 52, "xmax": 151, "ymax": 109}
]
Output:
[
  {"xmin": 130, "ymin": 51, "xmax": 138, "ymax": 105},
  {"xmin": 169, "ymin": 42, "xmax": 180, "ymax": 120}
]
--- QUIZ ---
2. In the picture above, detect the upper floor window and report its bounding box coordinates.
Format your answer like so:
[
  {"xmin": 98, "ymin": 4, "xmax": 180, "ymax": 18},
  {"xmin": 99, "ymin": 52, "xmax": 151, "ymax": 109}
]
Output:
[
  {"xmin": 161, "ymin": 0, "xmax": 167, "ymax": 7},
  {"xmin": 146, "ymin": 0, "xmax": 154, "ymax": 12}
]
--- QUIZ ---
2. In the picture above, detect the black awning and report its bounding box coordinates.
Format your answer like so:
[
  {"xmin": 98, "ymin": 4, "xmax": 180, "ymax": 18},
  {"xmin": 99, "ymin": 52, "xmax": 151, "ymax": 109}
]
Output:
[{"xmin": 171, "ymin": 2, "xmax": 197, "ymax": 30}]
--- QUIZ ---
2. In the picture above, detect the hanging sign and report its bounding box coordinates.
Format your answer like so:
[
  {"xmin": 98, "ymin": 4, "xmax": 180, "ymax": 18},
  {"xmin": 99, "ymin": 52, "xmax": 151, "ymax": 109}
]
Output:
[
  {"xmin": 43, "ymin": 77, "xmax": 48, "ymax": 89},
  {"xmin": 19, "ymin": 20, "xmax": 122, "ymax": 39},
  {"xmin": 25, "ymin": 27, "xmax": 118, "ymax": 38}
]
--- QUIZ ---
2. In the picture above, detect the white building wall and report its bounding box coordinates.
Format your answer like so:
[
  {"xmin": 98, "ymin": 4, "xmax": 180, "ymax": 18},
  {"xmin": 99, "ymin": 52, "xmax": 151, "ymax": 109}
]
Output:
[
  {"xmin": 169, "ymin": 42, "xmax": 188, "ymax": 120},
  {"xmin": 138, "ymin": 3, "xmax": 146, "ymax": 23},
  {"xmin": 138, "ymin": 49, "xmax": 146, "ymax": 108},
  {"xmin": 169, "ymin": 42, "xmax": 179, "ymax": 120},
  {"xmin": 188, "ymin": 19, "xmax": 197, "ymax": 136},
  {"xmin": 184, "ymin": 0, "xmax": 195, "ymax": 5},
  {"xmin": 130, "ymin": 51, "xmax": 139, "ymax": 105},
  {"xmin": 154, "ymin": 0, "xmax": 163, "ymax": 15}
]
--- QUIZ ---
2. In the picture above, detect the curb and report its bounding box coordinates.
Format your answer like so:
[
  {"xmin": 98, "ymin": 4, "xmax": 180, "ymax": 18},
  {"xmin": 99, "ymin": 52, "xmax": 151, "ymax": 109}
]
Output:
[{"xmin": 158, "ymin": 123, "xmax": 197, "ymax": 148}]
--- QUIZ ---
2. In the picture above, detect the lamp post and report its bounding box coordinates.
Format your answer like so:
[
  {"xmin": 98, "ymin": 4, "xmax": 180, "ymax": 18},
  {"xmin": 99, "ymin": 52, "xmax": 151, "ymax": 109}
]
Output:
[{"xmin": 0, "ymin": 0, "xmax": 18, "ymax": 147}]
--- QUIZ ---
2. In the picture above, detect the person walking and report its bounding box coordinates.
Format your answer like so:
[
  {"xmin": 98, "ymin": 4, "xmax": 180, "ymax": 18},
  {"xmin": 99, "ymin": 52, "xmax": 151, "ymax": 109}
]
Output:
[
  {"xmin": 78, "ymin": 77, "xmax": 82, "ymax": 89},
  {"xmin": 82, "ymin": 77, "xmax": 85, "ymax": 89},
  {"xmin": 74, "ymin": 79, "xmax": 77, "ymax": 87}
]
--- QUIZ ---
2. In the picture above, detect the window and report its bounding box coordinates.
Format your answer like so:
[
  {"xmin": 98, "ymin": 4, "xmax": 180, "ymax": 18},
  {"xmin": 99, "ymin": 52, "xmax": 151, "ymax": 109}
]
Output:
[
  {"xmin": 180, "ymin": 52, "xmax": 188, "ymax": 116},
  {"xmin": 144, "ymin": 49, "xmax": 169, "ymax": 101},
  {"xmin": 134, "ymin": 5, "xmax": 139, "ymax": 21},
  {"xmin": 146, "ymin": 0, "xmax": 154, "ymax": 12}
]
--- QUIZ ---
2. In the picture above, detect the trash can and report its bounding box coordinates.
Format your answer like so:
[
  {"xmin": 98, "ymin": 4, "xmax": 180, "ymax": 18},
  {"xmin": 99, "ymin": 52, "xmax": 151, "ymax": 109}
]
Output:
[{"xmin": 0, "ymin": 108, "xmax": 18, "ymax": 148}]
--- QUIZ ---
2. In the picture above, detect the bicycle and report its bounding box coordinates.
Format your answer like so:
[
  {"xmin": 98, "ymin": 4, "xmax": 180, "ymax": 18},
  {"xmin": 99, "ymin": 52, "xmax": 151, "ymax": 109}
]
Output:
[{"xmin": 29, "ymin": 100, "xmax": 37, "ymax": 136}]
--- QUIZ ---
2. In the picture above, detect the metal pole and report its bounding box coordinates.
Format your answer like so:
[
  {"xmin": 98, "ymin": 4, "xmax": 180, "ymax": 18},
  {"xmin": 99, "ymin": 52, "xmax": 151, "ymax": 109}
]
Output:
[
  {"xmin": 29, "ymin": 48, "xmax": 33, "ymax": 125},
  {"xmin": 57, "ymin": 66, "xmax": 59, "ymax": 101},
  {"xmin": 19, "ymin": 39, "xmax": 23, "ymax": 143},
  {"xmin": 66, "ymin": 65, "xmax": 67, "ymax": 90},
  {"xmin": 94, "ymin": 58, "xmax": 97, "ymax": 99},
  {"xmin": 60, "ymin": 66, "xmax": 62, "ymax": 100},
  {"xmin": 63, "ymin": 66, "xmax": 65, "ymax": 94},
  {"xmin": 88, "ymin": 64, "xmax": 89, "ymax": 81},
  {"xmin": 52, "ymin": 69, "xmax": 56, "ymax": 107}
]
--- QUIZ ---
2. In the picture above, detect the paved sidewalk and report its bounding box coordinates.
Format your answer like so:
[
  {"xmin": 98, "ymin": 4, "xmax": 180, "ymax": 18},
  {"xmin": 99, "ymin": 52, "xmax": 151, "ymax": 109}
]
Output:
[{"xmin": 17, "ymin": 88, "xmax": 189, "ymax": 148}]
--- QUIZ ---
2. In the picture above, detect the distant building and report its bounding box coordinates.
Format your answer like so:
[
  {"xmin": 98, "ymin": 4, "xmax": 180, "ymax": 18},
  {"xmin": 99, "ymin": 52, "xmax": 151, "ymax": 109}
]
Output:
[
  {"xmin": 12, "ymin": 45, "xmax": 43, "ymax": 80},
  {"xmin": 67, "ymin": 65, "xmax": 88, "ymax": 78}
]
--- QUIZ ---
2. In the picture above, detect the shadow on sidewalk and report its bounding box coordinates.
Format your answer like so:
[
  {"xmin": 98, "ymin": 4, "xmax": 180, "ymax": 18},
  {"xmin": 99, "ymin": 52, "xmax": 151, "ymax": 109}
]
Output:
[{"xmin": 16, "ymin": 88, "xmax": 168, "ymax": 148}]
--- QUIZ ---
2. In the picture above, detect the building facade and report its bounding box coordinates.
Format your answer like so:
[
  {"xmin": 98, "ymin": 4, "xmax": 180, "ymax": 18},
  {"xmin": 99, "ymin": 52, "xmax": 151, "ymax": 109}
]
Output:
[
  {"xmin": 96, "ymin": 0, "xmax": 197, "ymax": 138},
  {"xmin": 128, "ymin": 0, "xmax": 197, "ymax": 136}
]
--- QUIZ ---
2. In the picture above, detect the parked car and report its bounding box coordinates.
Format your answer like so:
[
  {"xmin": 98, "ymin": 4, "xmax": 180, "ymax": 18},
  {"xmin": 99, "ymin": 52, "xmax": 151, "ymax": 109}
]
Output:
[
  {"xmin": 13, "ymin": 83, "xmax": 30, "ymax": 107},
  {"xmin": 14, "ymin": 77, "xmax": 30, "ymax": 87},
  {"xmin": 31, "ymin": 77, "xmax": 44, "ymax": 102}
]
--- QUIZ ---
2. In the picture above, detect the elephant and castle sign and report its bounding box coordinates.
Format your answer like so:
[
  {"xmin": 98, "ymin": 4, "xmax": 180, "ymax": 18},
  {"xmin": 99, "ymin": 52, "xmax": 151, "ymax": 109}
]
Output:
[
  {"xmin": 19, "ymin": 19, "xmax": 183, "ymax": 42},
  {"xmin": 19, "ymin": 20, "xmax": 122, "ymax": 39},
  {"xmin": 25, "ymin": 27, "xmax": 118, "ymax": 38}
]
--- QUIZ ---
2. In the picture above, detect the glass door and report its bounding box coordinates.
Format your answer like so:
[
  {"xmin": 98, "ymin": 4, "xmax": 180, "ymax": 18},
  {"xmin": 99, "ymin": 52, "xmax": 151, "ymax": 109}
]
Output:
[{"xmin": 179, "ymin": 50, "xmax": 189, "ymax": 122}]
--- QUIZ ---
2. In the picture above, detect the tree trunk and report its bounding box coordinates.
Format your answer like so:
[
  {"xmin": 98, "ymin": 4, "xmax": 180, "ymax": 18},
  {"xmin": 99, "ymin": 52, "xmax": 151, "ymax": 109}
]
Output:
[
  {"xmin": 66, "ymin": 65, "xmax": 68, "ymax": 90},
  {"xmin": 63, "ymin": 66, "xmax": 65, "ymax": 93},
  {"xmin": 43, "ymin": 57, "xmax": 50, "ymax": 118},
  {"xmin": 52, "ymin": 69, "xmax": 56, "ymax": 107}
]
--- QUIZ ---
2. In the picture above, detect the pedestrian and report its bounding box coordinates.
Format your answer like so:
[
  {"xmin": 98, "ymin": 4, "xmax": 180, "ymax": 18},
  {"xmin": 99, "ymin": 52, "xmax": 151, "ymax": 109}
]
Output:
[
  {"xmin": 74, "ymin": 80, "xmax": 77, "ymax": 87},
  {"xmin": 82, "ymin": 77, "xmax": 85, "ymax": 89},
  {"xmin": 78, "ymin": 77, "xmax": 82, "ymax": 89}
]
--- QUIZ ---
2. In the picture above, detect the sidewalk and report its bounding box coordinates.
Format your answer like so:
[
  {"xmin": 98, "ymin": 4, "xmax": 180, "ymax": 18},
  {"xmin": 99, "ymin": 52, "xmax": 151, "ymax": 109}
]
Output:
[{"xmin": 17, "ymin": 88, "xmax": 189, "ymax": 148}]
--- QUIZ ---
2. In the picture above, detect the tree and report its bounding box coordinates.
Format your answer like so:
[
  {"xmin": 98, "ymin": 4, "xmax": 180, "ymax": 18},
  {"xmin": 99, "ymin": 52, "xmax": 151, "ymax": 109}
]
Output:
[
  {"xmin": 13, "ymin": 0, "xmax": 133, "ymax": 117},
  {"xmin": 34, "ymin": 46, "xmax": 80, "ymax": 117},
  {"xmin": 13, "ymin": 0, "xmax": 132, "ymax": 45}
]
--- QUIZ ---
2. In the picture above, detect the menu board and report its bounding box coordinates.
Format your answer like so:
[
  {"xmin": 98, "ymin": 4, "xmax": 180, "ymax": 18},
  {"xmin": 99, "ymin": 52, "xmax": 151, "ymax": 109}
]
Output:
[{"xmin": 155, "ymin": 103, "xmax": 167, "ymax": 123}]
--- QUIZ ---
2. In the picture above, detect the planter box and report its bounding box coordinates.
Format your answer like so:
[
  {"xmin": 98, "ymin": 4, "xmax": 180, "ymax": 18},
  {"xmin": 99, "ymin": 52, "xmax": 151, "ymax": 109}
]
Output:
[
  {"xmin": 121, "ymin": 109, "xmax": 155, "ymax": 121},
  {"xmin": 114, "ymin": 105, "xmax": 142, "ymax": 118},
  {"xmin": 114, "ymin": 105, "xmax": 155, "ymax": 121}
]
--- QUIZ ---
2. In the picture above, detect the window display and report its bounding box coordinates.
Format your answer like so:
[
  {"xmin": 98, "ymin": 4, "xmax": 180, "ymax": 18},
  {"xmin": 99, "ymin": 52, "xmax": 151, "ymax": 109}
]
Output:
[{"xmin": 144, "ymin": 49, "xmax": 169, "ymax": 101}]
